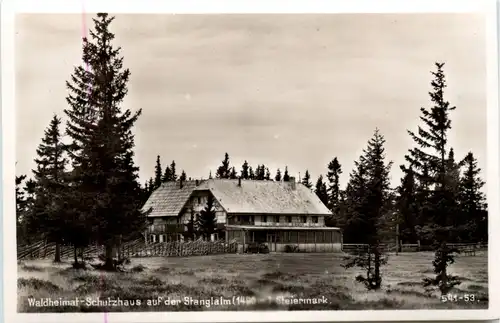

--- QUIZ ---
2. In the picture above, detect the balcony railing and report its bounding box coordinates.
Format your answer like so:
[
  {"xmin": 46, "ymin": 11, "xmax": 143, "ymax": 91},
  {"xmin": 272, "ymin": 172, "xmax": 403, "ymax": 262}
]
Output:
[
  {"xmin": 254, "ymin": 222, "xmax": 322, "ymax": 227},
  {"xmin": 148, "ymin": 224, "xmax": 185, "ymax": 233},
  {"xmin": 148, "ymin": 223, "xmax": 227, "ymax": 233}
]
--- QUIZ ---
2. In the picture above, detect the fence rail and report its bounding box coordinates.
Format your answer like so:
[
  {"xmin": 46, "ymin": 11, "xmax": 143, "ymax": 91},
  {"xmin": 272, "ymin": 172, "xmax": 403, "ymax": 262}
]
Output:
[
  {"xmin": 342, "ymin": 242, "xmax": 487, "ymax": 255},
  {"xmin": 17, "ymin": 238, "xmax": 238, "ymax": 260}
]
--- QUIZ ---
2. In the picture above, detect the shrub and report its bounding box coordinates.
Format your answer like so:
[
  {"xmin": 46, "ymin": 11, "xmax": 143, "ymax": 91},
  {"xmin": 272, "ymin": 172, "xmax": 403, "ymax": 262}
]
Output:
[{"xmin": 284, "ymin": 245, "xmax": 299, "ymax": 253}]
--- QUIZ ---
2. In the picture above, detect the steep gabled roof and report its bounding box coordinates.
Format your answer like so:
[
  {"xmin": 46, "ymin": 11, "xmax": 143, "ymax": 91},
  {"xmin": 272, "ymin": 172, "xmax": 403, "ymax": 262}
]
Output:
[
  {"xmin": 142, "ymin": 180, "xmax": 200, "ymax": 217},
  {"xmin": 194, "ymin": 179, "xmax": 331, "ymax": 215}
]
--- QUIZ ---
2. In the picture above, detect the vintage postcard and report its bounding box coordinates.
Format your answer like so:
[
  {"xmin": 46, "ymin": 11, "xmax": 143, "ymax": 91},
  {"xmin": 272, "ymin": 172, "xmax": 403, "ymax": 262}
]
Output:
[{"xmin": 2, "ymin": 0, "xmax": 499, "ymax": 322}]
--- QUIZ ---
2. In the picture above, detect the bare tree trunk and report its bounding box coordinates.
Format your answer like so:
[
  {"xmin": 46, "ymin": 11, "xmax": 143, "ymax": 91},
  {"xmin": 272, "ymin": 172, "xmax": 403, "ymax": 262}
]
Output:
[
  {"xmin": 54, "ymin": 242, "xmax": 61, "ymax": 263},
  {"xmin": 104, "ymin": 243, "xmax": 114, "ymax": 270},
  {"xmin": 374, "ymin": 249, "xmax": 381, "ymax": 289},
  {"xmin": 73, "ymin": 245, "xmax": 78, "ymax": 265}
]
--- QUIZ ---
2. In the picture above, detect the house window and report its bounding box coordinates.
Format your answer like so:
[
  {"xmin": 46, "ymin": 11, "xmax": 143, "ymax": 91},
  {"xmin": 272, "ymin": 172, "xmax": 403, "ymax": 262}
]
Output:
[
  {"xmin": 263, "ymin": 215, "xmax": 268, "ymax": 223},
  {"xmin": 312, "ymin": 216, "xmax": 318, "ymax": 224},
  {"xmin": 276, "ymin": 216, "xmax": 280, "ymax": 223},
  {"xmin": 302, "ymin": 216, "xmax": 307, "ymax": 223},
  {"xmin": 250, "ymin": 215, "xmax": 255, "ymax": 224},
  {"xmin": 286, "ymin": 216, "xmax": 292, "ymax": 223},
  {"xmin": 197, "ymin": 197, "xmax": 201, "ymax": 204},
  {"xmin": 236, "ymin": 216, "xmax": 240, "ymax": 222}
]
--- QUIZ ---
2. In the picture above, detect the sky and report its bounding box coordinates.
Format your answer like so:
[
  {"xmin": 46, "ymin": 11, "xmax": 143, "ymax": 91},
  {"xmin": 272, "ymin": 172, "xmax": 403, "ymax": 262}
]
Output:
[{"xmin": 15, "ymin": 13, "xmax": 487, "ymax": 192}]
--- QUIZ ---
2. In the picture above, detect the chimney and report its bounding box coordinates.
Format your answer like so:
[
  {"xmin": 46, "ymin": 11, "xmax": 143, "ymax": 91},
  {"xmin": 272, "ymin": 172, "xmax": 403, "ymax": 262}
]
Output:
[
  {"xmin": 238, "ymin": 177, "xmax": 242, "ymax": 187},
  {"xmin": 195, "ymin": 179, "xmax": 199, "ymax": 186},
  {"xmin": 289, "ymin": 177, "xmax": 296, "ymax": 190},
  {"xmin": 180, "ymin": 178, "xmax": 184, "ymax": 189}
]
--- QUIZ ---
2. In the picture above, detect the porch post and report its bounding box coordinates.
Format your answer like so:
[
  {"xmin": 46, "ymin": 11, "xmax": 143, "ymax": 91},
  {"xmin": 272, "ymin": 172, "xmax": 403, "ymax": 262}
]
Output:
[{"xmin": 242, "ymin": 229, "xmax": 246, "ymax": 253}]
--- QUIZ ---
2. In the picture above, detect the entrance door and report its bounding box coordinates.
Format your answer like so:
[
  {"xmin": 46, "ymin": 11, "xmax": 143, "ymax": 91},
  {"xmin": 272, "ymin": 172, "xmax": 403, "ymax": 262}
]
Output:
[{"xmin": 266, "ymin": 233, "xmax": 276, "ymax": 252}]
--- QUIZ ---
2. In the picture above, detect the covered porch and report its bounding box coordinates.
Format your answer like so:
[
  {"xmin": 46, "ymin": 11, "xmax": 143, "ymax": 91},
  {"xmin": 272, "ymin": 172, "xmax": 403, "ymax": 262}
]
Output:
[{"xmin": 225, "ymin": 225, "xmax": 343, "ymax": 253}]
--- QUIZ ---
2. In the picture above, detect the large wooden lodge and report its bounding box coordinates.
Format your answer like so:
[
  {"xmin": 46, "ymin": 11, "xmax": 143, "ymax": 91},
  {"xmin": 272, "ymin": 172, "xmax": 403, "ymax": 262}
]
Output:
[{"xmin": 141, "ymin": 177, "xmax": 343, "ymax": 252}]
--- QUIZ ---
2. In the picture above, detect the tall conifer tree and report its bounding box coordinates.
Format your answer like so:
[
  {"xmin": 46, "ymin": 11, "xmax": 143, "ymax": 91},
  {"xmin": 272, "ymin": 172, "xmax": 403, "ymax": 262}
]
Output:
[
  {"xmin": 344, "ymin": 129, "xmax": 392, "ymax": 290},
  {"xmin": 241, "ymin": 161, "xmax": 249, "ymax": 179},
  {"xmin": 32, "ymin": 115, "xmax": 68, "ymax": 262},
  {"xmin": 403, "ymin": 62, "xmax": 461, "ymax": 294},
  {"xmin": 459, "ymin": 152, "xmax": 487, "ymax": 242},
  {"xmin": 275, "ymin": 168, "xmax": 282, "ymax": 182},
  {"xmin": 283, "ymin": 166, "xmax": 290, "ymax": 182},
  {"xmin": 64, "ymin": 13, "xmax": 148, "ymax": 270},
  {"xmin": 154, "ymin": 155, "xmax": 162, "ymax": 189},
  {"xmin": 301, "ymin": 170, "xmax": 313, "ymax": 188},
  {"xmin": 216, "ymin": 153, "xmax": 231, "ymax": 179},
  {"xmin": 315, "ymin": 175, "xmax": 329, "ymax": 206}
]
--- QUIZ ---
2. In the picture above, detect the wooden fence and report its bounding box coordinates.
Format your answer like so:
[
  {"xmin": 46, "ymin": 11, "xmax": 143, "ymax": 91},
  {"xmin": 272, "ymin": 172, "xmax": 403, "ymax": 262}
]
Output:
[
  {"xmin": 17, "ymin": 238, "xmax": 238, "ymax": 260},
  {"xmin": 342, "ymin": 242, "xmax": 487, "ymax": 255}
]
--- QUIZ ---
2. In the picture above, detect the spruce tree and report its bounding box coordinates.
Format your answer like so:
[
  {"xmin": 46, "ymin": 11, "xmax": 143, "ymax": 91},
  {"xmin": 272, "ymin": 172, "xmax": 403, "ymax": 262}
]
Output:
[
  {"xmin": 154, "ymin": 155, "xmax": 162, "ymax": 189},
  {"xmin": 147, "ymin": 177, "xmax": 154, "ymax": 194},
  {"xmin": 403, "ymin": 62, "xmax": 461, "ymax": 294},
  {"xmin": 301, "ymin": 170, "xmax": 313, "ymax": 189},
  {"xmin": 255, "ymin": 165, "xmax": 266, "ymax": 180},
  {"xmin": 32, "ymin": 115, "xmax": 68, "ymax": 262},
  {"xmin": 413, "ymin": 163, "xmax": 432, "ymax": 243},
  {"xmin": 315, "ymin": 175, "xmax": 328, "ymax": 206},
  {"xmin": 180, "ymin": 170, "xmax": 187, "ymax": 182},
  {"xmin": 197, "ymin": 195, "xmax": 217, "ymax": 240},
  {"xmin": 248, "ymin": 167, "xmax": 255, "ymax": 180},
  {"xmin": 343, "ymin": 129, "xmax": 392, "ymax": 290},
  {"xmin": 396, "ymin": 165, "xmax": 419, "ymax": 243},
  {"xmin": 275, "ymin": 168, "xmax": 282, "ymax": 181},
  {"xmin": 16, "ymin": 174, "xmax": 27, "ymax": 215},
  {"xmin": 162, "ymin": 166, "xmax": 172, "ymax": 182},
  {"xmin": 16, "ymin": 174, "xmax": 27, "ymax": 244},
  {"xmin": 216, "ymin": 153, "xmax": 231, "ymax": 179},
  {"xmin": 241, "ymin": 160, "xmax": 249, "ymax": 179},
  {"xmin": 343, "ymin": 162, "xmax": 368, "ymax": 243},
  {"xmin": 459, "ymin": 152, "xmax": 487, "ymax": 242},
  {"xmin": 22, "ymin": 179, "xmax": 38, "ymax": 243},
  {"xmin": 326, "ymin": 157, "xmax": 342, "ymax": 214},
  {"xmin": 64, "ymin": 13, "xmax": 148, "ymax": 270},
  {"xmin": 229, "ymin": 167, "xmax": 237, "ymax": 179},
  {"xmin": 283, "ymin": 166, "xmax": 290, "ymax": 182},
  {"xmin": 445, "ymin": 148, "xmax": 463, "ymax": 238},
  {"xmin": 265, "ymin": 167, "xmax": 271, "ymax": 181},
  {"xmin": 170, "ymin": 160, "xmax": 177, "ymax": 181}
]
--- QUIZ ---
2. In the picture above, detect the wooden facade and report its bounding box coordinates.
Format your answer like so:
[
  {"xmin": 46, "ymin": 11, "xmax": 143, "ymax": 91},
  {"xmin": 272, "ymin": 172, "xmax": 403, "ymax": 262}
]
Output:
[{"xmin": 144, "ymin": 179, "xmax": 343, "ymax": 252}]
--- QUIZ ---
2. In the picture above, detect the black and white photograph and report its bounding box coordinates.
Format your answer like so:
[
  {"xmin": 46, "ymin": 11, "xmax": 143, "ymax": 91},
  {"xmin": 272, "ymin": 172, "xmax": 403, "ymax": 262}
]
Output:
[{"xmin": 2, "ymin": 1, "xmax": 499, "ymax": 322}]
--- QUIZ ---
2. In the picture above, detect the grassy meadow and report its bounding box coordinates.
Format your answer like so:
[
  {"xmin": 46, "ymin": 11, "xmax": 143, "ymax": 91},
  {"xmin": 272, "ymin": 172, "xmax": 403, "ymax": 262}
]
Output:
[{"xmin": 17, "ymin": 252, "xmax": 488, "ymax": 312}]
